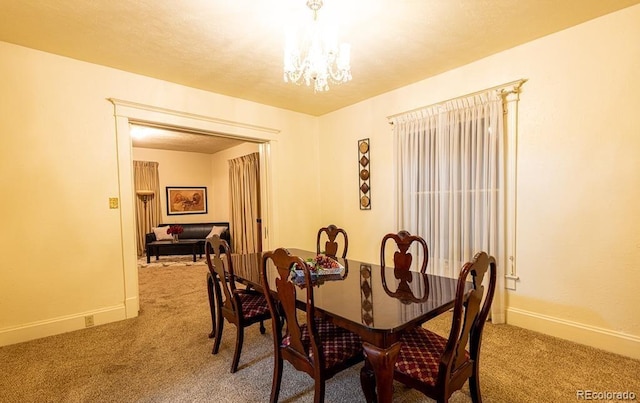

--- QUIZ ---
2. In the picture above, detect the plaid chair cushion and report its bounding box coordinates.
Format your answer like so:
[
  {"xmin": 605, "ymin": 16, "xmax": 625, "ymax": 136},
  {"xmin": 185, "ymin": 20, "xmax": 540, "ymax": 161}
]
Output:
[
  {"xmin": 238, "ymin": 292, "xmax": 269, "ymax": 319},
  {"xmin": 283, "ymin": 318, "xmax": 362, "ymax": 369},
  {"xmin": 395, "ymin": 326, "xmax": 470, "ymax": 386}
]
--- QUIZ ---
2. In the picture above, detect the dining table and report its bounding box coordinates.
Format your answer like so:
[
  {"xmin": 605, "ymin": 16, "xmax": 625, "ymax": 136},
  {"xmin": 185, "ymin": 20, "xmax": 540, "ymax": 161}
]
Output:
[{"xmin": 206, "ymin": 248, "xmax": 466, "ymax": 402}]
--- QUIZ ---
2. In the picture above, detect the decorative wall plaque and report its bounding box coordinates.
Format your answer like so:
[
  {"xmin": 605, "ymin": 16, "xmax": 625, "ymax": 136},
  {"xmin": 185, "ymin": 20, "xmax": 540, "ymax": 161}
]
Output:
[{"xmin": 358, "ymin": 138, "xmax": 371, "ymax": 210}]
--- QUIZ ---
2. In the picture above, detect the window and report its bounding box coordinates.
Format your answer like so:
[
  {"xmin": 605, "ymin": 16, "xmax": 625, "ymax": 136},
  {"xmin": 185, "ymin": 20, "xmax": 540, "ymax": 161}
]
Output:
[{"xmin": 390, "ymin": 80, "xmax": 524, "ymax": 323}]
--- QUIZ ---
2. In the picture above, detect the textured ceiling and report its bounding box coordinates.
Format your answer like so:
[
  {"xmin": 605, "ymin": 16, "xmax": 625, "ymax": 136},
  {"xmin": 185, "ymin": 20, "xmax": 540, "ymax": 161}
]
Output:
[
  {"xmin": 2, "ymin": 1, "xmax": 639, "ymax": 154},
  {"xmin": 130, "ymin": 124, "xmax": 246, "ymax": 154},
  {"xmin": 2, "ymin": 0, "xmax": 639, "ymax": 118}
]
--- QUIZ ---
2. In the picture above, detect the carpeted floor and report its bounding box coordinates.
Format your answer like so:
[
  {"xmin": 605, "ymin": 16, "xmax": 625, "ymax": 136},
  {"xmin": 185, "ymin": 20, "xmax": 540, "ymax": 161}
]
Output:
[
  {"xmin": 1, "ymin": 262, "xmax": 638, "ymax": 402},
  {"xmin": 138, "ymin": 253, "xmax": 207, "ymax": 269}
]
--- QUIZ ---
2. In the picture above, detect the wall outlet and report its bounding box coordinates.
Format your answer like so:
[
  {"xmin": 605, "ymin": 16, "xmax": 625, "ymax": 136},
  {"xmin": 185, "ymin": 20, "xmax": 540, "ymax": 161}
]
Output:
[
  {"xmin": 109, "ymin": 197, "xmax": 119, "ymax": 209},
  {"xmin": 85, "ymin": 315, "xmax": 95, "ymax": 327},
  {"xmin": 505, "ymin": 275, "xmax": 519, "ymax": 291}
]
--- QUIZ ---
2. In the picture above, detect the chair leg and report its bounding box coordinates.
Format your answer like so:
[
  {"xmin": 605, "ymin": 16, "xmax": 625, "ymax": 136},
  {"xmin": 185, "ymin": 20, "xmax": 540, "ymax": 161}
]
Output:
[
  {"xmin": 212, "ymin": 315, "xmax": 224, "ymax": 354},
  {"xmin": 259, "ymin": 320, "xmax": 266, "ymax": 334},
  {"xmin": 206, "ymin": 273, "xmax": 216, "ymax": 338},
  {"xmin": 231, "ymin": 324, "xmax": 244, "ymax": 373},
  {"xmin": 270, "ymin": 355, "xmax": 283, "ymax": 403},
  {"xmin": 313, "ymin": 378, "xmax": 326, "ymax": 403},
  {"xmin": 469, "ymin": 363, "xmax": 482, "ymax": 403},
  {"xmin": 212, "ymin": 279, "xmax": 224, "ymax": 354}
]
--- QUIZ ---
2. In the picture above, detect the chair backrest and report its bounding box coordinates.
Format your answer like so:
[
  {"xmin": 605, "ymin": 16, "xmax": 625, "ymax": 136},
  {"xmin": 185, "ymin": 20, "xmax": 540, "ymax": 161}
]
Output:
[
  {"xmin": 316, "ymin": 225, "xmax": 348, "ymax": 258},
  {"xmin": 380, "ymin": 230, "xmax": 429, "ymax": 273},
  {"xmin": 205, "ymin": 235, "xmax": 238, "ymax": 314},
  {"xmin": 261, "ymin": 248, "xmax": 320, "ymax": 372},
  {"xmin": 441, "ymin": 251, "xmax": 497, "ymax": 378}
]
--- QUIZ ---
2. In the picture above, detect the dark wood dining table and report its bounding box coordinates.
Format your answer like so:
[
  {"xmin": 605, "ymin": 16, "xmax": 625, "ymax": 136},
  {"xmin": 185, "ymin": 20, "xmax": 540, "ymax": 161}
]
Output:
[{"xmin": 206, "ymin": 248, "xmax": 465, "ymax": 402}]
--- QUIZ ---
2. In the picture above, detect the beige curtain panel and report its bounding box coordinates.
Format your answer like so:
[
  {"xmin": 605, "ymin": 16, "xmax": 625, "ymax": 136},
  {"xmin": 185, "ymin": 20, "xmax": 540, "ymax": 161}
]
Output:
[
  {"xmin": 229, "ymin": 153, "xmax": 260, "ymax": 254},
  {"xmin": 133, "ymin": 160, "xmax": 161, "ymax": 256}
]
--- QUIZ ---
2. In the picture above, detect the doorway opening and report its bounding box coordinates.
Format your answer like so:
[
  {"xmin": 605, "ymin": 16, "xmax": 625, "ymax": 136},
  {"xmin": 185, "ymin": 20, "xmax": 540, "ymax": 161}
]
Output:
[
  {"xmin": 130, "ymin": 123, "xmax": 264, "ymax": 255},
  {"xmin": 109, "ymin": 98, "xmax": 280, "ymax": 318}
]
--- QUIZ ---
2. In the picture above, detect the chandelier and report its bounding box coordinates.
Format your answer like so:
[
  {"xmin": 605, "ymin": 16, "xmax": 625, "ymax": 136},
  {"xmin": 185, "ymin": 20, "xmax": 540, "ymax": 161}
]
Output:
[{"xmin": 284, "ymin": 0, "xmax": 352, "ymax": 92}]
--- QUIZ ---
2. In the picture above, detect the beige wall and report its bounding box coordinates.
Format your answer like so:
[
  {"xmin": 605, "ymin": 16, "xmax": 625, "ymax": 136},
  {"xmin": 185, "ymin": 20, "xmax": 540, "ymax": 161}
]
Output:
[
  {"xmin": 132, "ymin": 142, "xmax": 262, "ymax": 228},
  {"xmin": 133, "ymin": 147, "xmax": 221, "ymax": 223},
  {"xmin": 318, "ymin": 5, "xmax": 640, "ymax": 358},
  {"xmin": 0, "ymin": 41, "xmax": 318, "ymax": 345}
]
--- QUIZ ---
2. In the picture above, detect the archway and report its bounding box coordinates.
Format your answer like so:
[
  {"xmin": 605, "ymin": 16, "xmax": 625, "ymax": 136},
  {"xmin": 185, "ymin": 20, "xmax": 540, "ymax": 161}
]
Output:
[{"xmin": 109, "ymin": 98, "xmax": 279, "ymax": 318}]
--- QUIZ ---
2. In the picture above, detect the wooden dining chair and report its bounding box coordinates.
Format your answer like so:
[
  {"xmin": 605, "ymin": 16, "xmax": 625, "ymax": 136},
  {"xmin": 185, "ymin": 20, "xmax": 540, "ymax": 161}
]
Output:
[
  {"xmin": 261, "ymin": 248, "xmax": 364, "ymax": 403},
  {"xmin": 205, "ymin": 235, "xmax": 270, "ymax": 373},
  {"xmin": 390, "ymin": 251, "xmax": 497, "ymax": 402},
  {"xmin": 316, "ymin": 224, "xmax": 348, "ymax": 258},
  {"xmin": 380, "ymin": 230, "xmax": 429, "ymax": 273}
]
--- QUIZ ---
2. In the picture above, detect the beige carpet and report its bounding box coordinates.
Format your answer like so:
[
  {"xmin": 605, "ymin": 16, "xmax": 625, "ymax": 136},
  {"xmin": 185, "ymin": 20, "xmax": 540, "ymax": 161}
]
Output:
[
  {"xmin": 1, "ymin": 263, "xmax": 638, "ymax": 402},
  {"xmin": 138, "ymin": 253, "xmax": 207, "ymax": 269}
]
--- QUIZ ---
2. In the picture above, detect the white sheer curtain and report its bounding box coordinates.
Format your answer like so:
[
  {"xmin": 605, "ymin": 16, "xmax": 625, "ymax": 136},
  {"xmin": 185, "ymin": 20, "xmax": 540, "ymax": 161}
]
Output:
[{"xmin": 392, "ymin": 90, "xmax": 506, "ymax": 323}]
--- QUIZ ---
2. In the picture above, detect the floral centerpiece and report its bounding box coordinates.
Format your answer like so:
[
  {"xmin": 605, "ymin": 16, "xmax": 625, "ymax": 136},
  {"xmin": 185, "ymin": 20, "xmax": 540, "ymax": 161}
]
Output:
[
  {"xmin": 166, "ymin": 225, "xmax": 184, "ymax": 243},
  {"xmin": 308, "ymin": 254, "xmax": 342, "ymax": 272},
  {"xmin": 292, "ymin": 254, "xmax": 343, "ymax": 275},
  {"xmin": 291, "ymin": 254, "xmax": 346, "ymax": 288}
]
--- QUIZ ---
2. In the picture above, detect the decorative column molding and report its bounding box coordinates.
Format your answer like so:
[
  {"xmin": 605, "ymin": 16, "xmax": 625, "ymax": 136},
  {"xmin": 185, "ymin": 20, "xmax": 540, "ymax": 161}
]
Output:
[{"xmin": 502, "ymin": 80, "xmax": 526, "ymax": 291}]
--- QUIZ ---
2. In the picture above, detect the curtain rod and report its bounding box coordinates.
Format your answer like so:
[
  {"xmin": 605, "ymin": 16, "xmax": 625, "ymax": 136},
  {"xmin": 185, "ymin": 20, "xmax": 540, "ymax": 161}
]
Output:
[{"xmin": 386, "ymin": 78, "xmax": 527, "ymax": 124}]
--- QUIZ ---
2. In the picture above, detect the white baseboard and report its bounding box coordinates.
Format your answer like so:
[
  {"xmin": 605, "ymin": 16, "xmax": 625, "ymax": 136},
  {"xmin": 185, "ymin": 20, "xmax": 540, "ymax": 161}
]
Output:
[
  {"xmin": 0, "ymin": 305, "xmax": 127, "ymax": 347},
  {"xmin": 507, "ymin": 307, "xmax": 640, "ymax": 360},
  {"xmin": 125, "ymin": 295, "xmax": 140, "ymax": 318}
]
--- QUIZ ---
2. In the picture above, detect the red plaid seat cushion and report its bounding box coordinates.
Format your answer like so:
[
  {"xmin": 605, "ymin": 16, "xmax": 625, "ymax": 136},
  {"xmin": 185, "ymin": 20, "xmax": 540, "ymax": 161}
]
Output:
[
  {"xmin": 395, "ymin": 326, "xmax": 470, "ymax": 386},
  {"xmin": 283, "ymin": 318, "xmax": 362, "ymax": 369},
  {"xmin": 238, "ymin": 292, "xmax": 269, "ymax": 319}
]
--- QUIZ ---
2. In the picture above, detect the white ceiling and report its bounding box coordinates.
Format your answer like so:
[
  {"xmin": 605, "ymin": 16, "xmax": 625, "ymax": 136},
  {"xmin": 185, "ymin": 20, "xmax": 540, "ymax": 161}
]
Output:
[
  {"xmin": 130, "ymin": 124, "xmax": 246, "ymax": 154},
  {"xmin": 2, "ymin": 0, "xmax": 638, "ymax": 152}
]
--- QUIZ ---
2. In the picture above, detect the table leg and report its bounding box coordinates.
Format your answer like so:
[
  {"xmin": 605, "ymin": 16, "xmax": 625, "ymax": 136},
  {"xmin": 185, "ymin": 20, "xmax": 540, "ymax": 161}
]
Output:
[
  {"xmin": 192, "ymin": 243, "xmax": 197, "ymax": 262},
  {"xmin": 362, "ymin": 341, "xmax": 401, "ymax": 403}
]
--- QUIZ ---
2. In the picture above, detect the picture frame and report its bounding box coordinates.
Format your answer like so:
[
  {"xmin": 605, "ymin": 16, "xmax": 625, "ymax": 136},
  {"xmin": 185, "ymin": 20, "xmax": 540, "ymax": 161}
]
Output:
[{"xmin": 166, "ymin": 186, "xmax": 208, "ymax": 215}]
